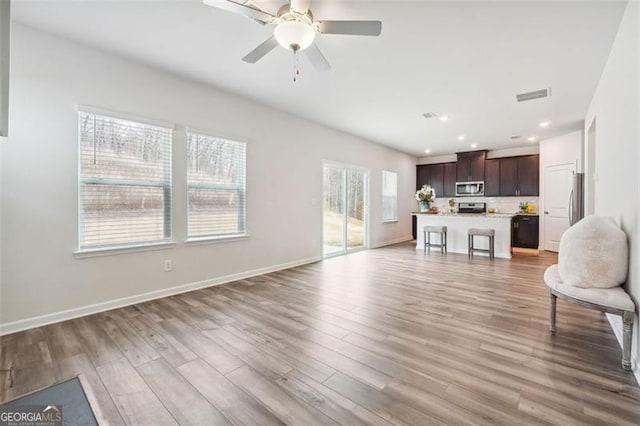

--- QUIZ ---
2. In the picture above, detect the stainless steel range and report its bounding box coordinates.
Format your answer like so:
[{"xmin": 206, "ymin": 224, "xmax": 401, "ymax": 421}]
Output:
[{"xmin": 458, "ymin": 202, "xmax": 486, "ymax": 214}]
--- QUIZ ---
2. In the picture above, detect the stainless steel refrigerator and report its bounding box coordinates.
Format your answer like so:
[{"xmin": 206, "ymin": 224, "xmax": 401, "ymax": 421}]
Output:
[{"xmin": 569, "ymin": 172, "xmax": 584, "ymax": 226}]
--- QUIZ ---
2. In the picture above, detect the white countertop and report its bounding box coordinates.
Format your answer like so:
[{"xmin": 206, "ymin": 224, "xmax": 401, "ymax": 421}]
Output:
[{"xmin": 412, "ymin": 212, "xmax": 516, "ymax": 218}]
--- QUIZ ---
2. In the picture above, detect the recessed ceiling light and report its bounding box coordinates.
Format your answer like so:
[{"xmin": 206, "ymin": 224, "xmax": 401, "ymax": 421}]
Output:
[
  {"xmin": 539, "ymin": 121, "xmax": 551, "ymax": 128},
  {"xmin": 527, "ymin": 136, "xmax": 537, "ymax": 142},
  {"xmin": 438, "ymin": 115, "xmax": 449, "ymax": 122},
  {"xmin": 470, "ymin": 143, "xmax": 478, "ymax": 148},
  {"xmin": 424, "ymin": 149, "xmax": 431, "ymax": 154},
  {"xmin": 457, "ymin": 135, "xmax": 465, "ymax": 141}
]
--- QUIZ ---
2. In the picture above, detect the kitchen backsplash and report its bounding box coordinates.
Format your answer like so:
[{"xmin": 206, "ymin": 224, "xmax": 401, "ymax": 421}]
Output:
[{"xmin": 429, "ymin": 196, "xmax": 540, "ymax": 214}]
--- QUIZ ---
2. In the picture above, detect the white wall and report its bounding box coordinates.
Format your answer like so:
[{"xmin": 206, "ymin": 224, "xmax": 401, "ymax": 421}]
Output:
[
  {"xmin": 0, "ymin": 25, "xmax": 416, "ymax": 331},
  {"xmin": 538, "ymin": 131, "xmax": 583, "ymax": 250},
  {"xmin": 584, "ymin": 1, "xmax": 639, "ymax": 372}
]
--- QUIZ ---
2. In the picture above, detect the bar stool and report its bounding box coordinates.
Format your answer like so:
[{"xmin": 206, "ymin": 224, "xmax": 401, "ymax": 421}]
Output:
[
  {"xmin": 468, "ymin": 228, "xmax": 495, "ymax": 260},
  {"xmin": 424, "ymin": 225, "xmax": 447, "ymax": 254}
]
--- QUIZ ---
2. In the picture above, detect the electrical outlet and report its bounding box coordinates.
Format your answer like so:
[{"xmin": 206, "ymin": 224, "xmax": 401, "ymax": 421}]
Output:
[{"xmin": 164, "ymin": 260, "xmax": 173, "ymax": 272}]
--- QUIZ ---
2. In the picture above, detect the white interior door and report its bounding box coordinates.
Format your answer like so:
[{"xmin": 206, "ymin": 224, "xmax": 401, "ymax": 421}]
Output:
[{"xmin": 543, "ymin": 163, "xmax": 575, "ymax": 252}]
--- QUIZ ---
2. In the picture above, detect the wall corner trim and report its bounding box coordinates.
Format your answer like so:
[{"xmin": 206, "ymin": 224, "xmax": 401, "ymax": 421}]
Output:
[{"xmin": 0, "ymin": 255, "xmax": 322, "ymax": 336}]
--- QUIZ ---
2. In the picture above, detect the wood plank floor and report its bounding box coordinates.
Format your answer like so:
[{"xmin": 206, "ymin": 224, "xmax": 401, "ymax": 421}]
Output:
[{"xmin": 2, "ymin": 243, "xmax": 639, "ymax": 425}]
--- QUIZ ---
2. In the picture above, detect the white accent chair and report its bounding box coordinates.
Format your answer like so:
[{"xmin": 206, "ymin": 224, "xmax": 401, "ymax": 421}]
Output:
[
  {"xmin": 545, "ymin": 265, "xmax": 635, "ymax": 370},
  {"xmin": 544, "ymin": 215, "xmax": 636, "ymax": 371}
]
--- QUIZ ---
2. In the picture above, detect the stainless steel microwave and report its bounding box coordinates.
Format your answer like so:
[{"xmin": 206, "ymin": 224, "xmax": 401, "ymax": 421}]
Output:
[{"xmin": 455, "ymin": 181, "xmax": 485, "ymax": 197}]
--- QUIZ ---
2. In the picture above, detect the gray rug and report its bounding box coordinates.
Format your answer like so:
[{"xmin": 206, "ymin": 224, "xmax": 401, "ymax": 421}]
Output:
[{"xmin": 0, "ymin": 377, "xmax": 97, "ymax": 426}]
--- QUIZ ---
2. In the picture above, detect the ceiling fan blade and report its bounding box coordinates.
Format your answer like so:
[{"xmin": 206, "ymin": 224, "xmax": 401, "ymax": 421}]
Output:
[
  {"xmin": 203, "ymin": 0, "xmax": 276, "ymax": 24},
  {"xmin": 316, "ymin": 20, "xmax": 382, "ymax": 36},
  {"xmin": 290, "ymin": 0, "xmax": 311, "ymax": 14},
  {"xmin": 303, "ymin": 43, "xmax": 331, "ymax": 72},
  {"xmin": 242, "ymin": 36, "xmax": 279, "ymax": 63}
]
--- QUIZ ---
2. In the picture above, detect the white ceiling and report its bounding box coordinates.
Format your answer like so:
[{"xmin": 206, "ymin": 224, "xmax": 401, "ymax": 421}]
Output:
[{"xmin": 13, "ymin": 0, "xmax": 627, "ymax": 156}]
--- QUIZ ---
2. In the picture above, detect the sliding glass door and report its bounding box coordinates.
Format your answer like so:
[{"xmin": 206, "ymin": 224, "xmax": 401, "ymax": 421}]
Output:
[{"xmin": 323, "ymin": 163, "xmax": 368, "ymax": 257}]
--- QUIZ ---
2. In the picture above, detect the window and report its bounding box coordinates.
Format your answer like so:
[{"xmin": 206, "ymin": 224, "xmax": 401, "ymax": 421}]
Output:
[
  {"xmin": 382, "ymin": 170, "xmax": 398, "ymax": 222},
  {"xmin": 78, "ymin": 111, "xmax": 173, "ymax": 250},
  {"xmin": 187, "ymin": 131, "xmax": 246, "ymax": 239}
]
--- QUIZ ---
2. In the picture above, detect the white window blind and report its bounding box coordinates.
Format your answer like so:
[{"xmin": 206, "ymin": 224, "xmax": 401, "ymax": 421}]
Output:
[
  {"xmin": 382, "ymin": 170, "xmax": 398, "ymax": 222},
  {"xmin": 78, "ymin": 111, "xmax": 173, "ymax": 250},
  {"xmin": 187, "ymin": 131, "xmax": 246, "ymax": 239}
]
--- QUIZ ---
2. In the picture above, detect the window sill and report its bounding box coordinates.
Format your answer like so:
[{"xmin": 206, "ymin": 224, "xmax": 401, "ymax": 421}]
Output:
[
  {"xmin": 74, "ymin": 241, "xmax": 176, "ymax": 258},
  {"xmin": 185, "ymin": 234, "xmax": 249, "ymax": 246},
  {"xmin": 382, "ymin": 219, "xmax": 399, "ymax": 223}
]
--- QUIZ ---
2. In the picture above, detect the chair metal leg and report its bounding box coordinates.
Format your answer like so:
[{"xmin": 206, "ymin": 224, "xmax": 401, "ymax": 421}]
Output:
[
  {"xmin": 427, "ymin": 232, "xmax": 431, "ymax": 252},
  {"xmin": 468, "ymin": 235, "xmax": 472, "ymax": 258},
  {"xmin": 549, "ymin": 290, "xmax": 557, "ymax": 333},
  {"xmin": 423, "ymin": 231, "xmax": 427, "ymax": 252},
  {"xmin": 444, "ymin": 232, "xmax": 447, "ymax": 254},
  {"xmin": 490, "ymin": 236, "xmax": 495, "ymax": 260},
  {"xmin": 622, "ymin": 310, "xmax": 634, "ymax": 371}
]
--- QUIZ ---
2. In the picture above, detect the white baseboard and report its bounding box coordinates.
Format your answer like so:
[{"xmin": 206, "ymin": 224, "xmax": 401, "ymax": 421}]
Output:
[
  {"xmin": 370, "ymin": 236, "xmax": 414, "ymax": 249},
  {"xmin": 606, "ymin": 313, "xmax": 639, "ymax": 385},
  {"xmin": 0, "ymin": 255, "xmax": 322, "ymax": 336}
]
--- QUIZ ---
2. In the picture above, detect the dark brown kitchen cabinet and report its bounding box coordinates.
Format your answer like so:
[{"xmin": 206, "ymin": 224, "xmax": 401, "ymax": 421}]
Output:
[
  {"xmin": 517, "ymin": 155, "xmax": 540, "ymax": 196},
  {"xmin": 416, "ymin": 165, "xmax": 428, "ymax": 191},
  {"xmin": 498, "ymin": 155, "xmax": 539, "ymax": 197},
  {"xmin": 443, "ymin": 162, "xmax": 457, "ymax": 197},
  {"xmin": 456, "ymin": 151, "xmax": 486, "ymax": 182},
  {"xmin": 416, "ymin": 163, "xmax": 444, "ymax": 197},
  {"xmin": 484, "ymin": 159, "xmax": 500, "ymax": 197},
  {"xmin": 499, "ymin": 157, "xmax": 519, "ymax": 196},
  {"xmin": 512, "ymin": 215, "xmax": 539, "ymax": 248}
]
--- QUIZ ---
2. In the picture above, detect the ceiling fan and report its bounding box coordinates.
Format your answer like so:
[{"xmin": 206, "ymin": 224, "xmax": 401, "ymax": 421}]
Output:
[{"xmin": 202, "ymin": 0, "xmax": 382, "ymax": 77}]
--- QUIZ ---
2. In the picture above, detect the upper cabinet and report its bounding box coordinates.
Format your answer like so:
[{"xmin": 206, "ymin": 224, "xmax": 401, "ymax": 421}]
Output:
[
  {"xmin": 416, "ymin": 163, "xmax": 444, "ymax": 197},
  {"xmin": 416, "ymin": 153, "xmax": 539, "ymax": 200},
  {"xmin": 416, "ymin": 162, "xmax": 456, "ymax": 199},
  {"xmin": 443, "ymin": 162, "xmax": 457, "ymax": 197},
  {"xmin": 484, "ymin": 159, "xmax": 500, "ymax": 197},
  {"xmin": 499, "ymin": 157, "xmax": 519, "ymax": 196},
  {"xmin": 516, "ymin": 155, "xmax": 540, "ymax": 196},
  {"xmin": 456, "ymin": 151, "xmax": 486, "ymax": 182},
  {"xmin": 492, "ymin": 155, "xmax": 540, "ymax": 197}
]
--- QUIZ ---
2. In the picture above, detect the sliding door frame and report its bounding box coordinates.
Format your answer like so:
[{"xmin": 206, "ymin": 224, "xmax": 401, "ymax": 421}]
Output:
[{"xmin": 322, "ymin": 160, "xmax": 370, "ymax": 258}]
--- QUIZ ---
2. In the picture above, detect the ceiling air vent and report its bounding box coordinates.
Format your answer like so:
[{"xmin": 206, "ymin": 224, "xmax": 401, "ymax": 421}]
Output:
[
  {"xmin": 516, "ymin": 87, "xmax": 551, "ymax": 103},
  {"xmin": 422, "ymin": 112, "xmax": 437, "ymax": 119},
  {"xmin": 510, "ymin": 135, "xmax": 522, "ymax": 140}
]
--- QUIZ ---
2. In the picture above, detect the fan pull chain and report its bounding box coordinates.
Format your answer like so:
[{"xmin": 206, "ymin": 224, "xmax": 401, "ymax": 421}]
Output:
[{"xmin": 292, "ymin": 45, "xmax": 301, "ymax": 82}]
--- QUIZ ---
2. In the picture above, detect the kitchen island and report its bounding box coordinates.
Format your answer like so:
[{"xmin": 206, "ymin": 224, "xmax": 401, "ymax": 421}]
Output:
[{"xmin": 413, "ymin": 212, "xmax": 514, "ymax": 258}]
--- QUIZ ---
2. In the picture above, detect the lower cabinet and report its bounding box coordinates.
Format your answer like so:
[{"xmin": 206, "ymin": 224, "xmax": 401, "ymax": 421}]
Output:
[
  {"xmin": 512, "ymin": 215, "xmax": 539, "ymax": 249},
  {"xmin": 412, "ymin": 216, "xmax": 417, "ymax": 240}
]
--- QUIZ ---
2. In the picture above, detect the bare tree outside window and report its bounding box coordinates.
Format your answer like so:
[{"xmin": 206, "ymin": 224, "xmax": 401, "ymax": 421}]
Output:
[
  {"xmin": 78, "ymin": 112, "xmax": 172, "ymax": 249},
  {"xmin": 187, "ymin": 132, "xmax": 246, "ymax": 238}
]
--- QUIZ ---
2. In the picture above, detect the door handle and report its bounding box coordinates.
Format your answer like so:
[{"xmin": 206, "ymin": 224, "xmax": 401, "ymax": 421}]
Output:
[{"xmin": 544, "ymin": 211, "xmax": 549, "ymax": 215}]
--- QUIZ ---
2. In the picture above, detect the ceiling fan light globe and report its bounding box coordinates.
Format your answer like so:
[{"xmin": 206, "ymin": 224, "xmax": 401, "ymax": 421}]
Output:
[{"xmin": 274, "ymin": 20, "xmax": 316, "ymax": 51}]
